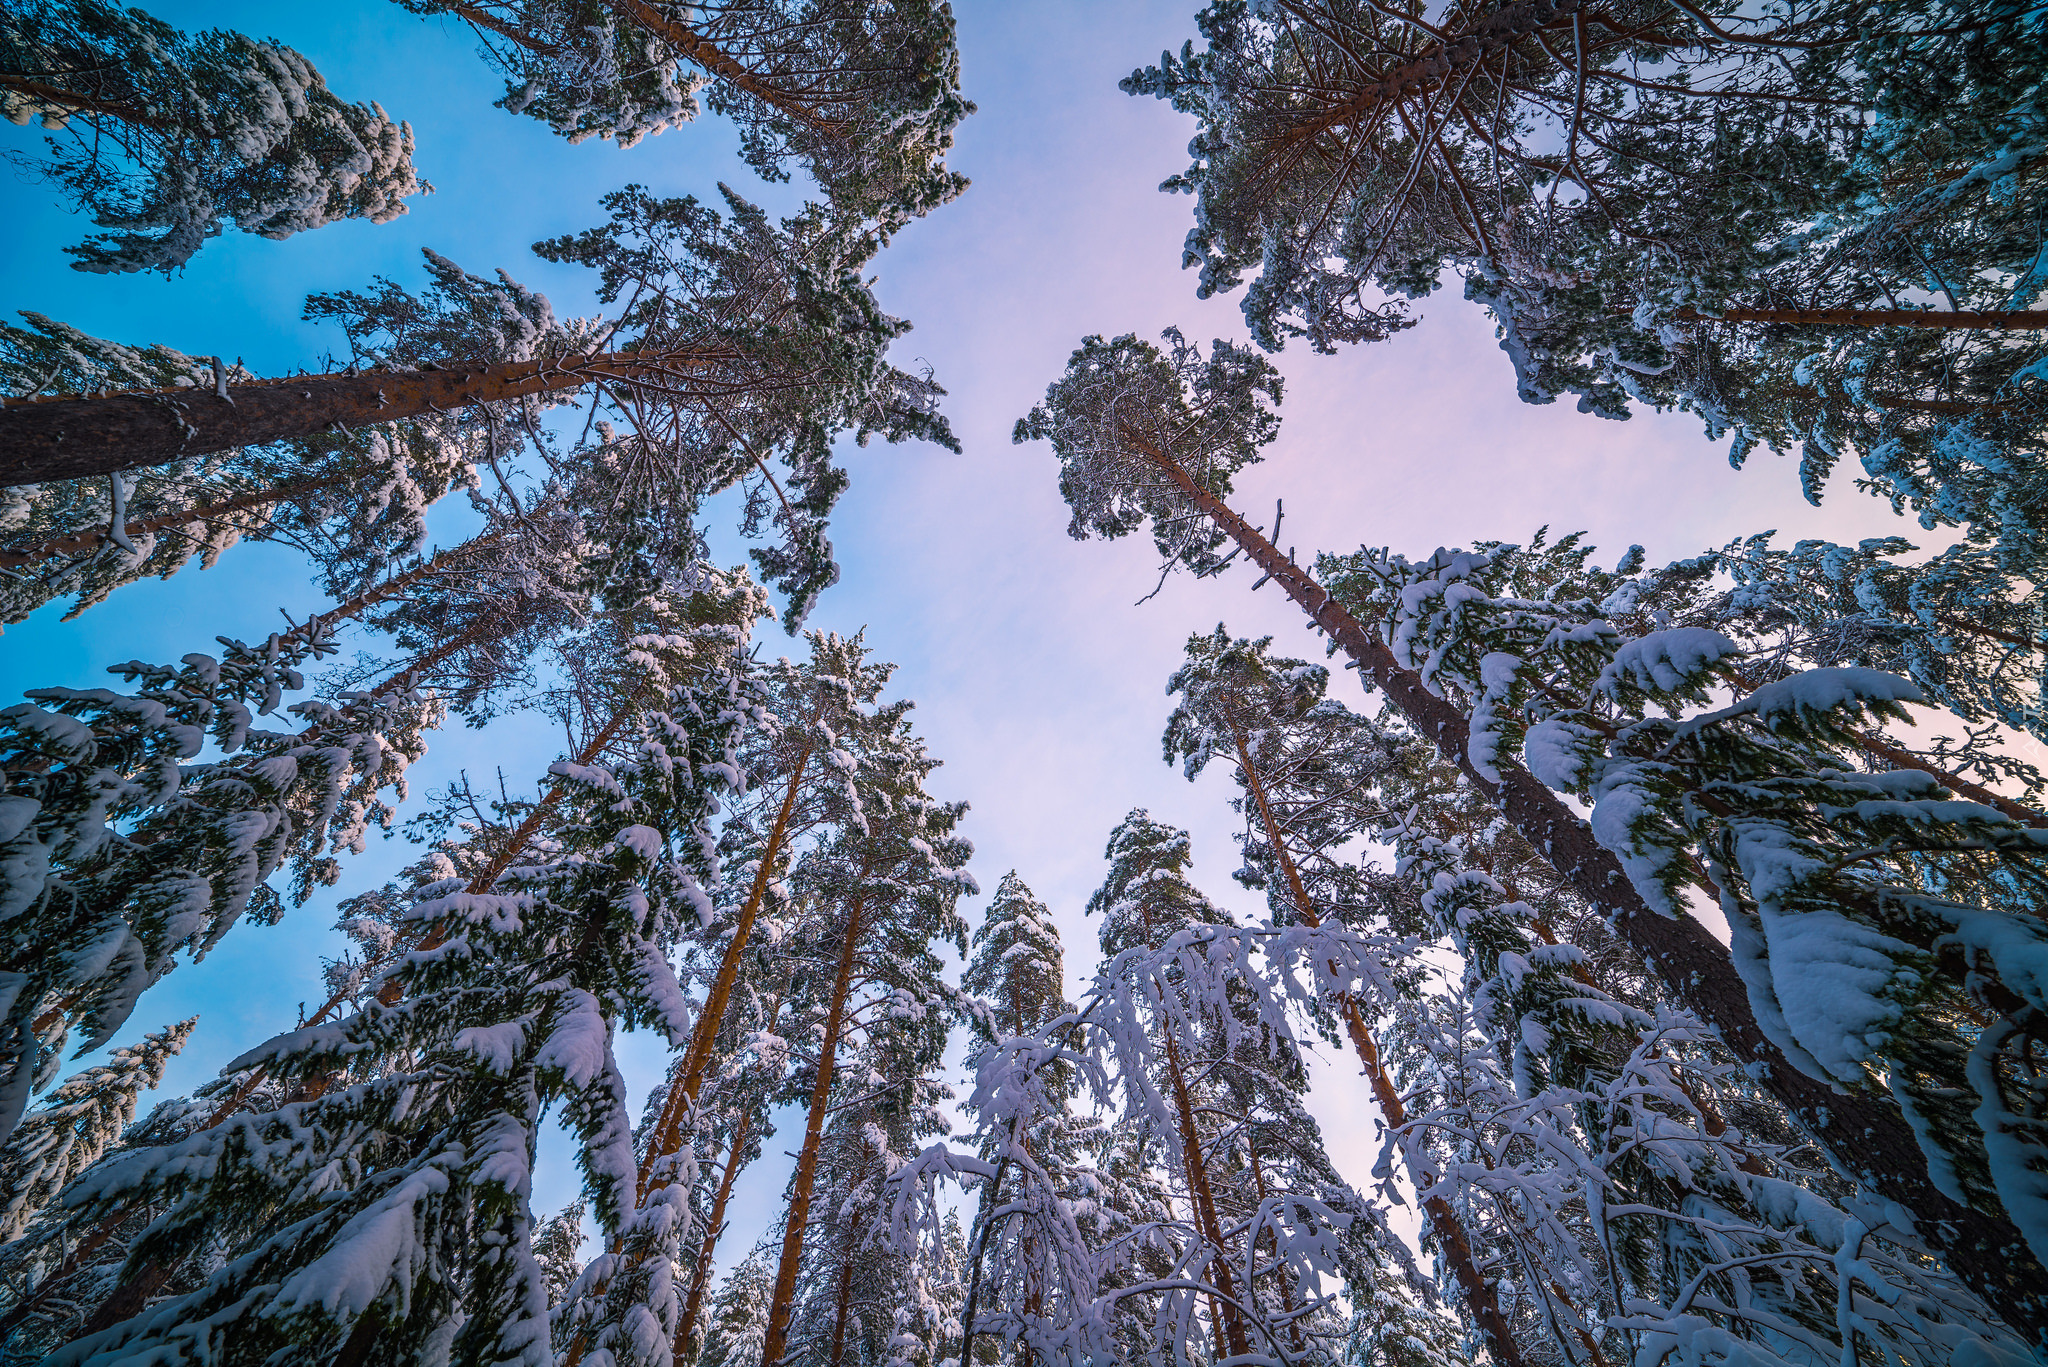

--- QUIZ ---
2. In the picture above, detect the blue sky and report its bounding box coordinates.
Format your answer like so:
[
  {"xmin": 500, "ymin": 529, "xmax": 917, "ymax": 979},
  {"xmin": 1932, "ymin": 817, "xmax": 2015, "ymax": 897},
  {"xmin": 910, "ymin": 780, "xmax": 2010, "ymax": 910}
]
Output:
[{"xmin": 0, "ymin": 0, "xmax": 1933, "ymax": 1277}]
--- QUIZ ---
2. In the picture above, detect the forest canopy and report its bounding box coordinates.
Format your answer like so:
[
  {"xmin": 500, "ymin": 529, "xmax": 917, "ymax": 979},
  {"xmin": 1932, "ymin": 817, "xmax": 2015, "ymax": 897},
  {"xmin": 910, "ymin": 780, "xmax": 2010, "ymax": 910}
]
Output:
[{"xmin": 0, "ymin": 2, "xmax": 2044, "ymax": 1365}]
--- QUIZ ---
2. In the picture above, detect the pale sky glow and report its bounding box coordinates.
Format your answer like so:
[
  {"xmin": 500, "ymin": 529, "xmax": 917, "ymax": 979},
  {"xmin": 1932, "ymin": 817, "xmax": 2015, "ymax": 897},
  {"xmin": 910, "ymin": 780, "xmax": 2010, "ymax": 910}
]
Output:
[{"xmin": 0, "ymin": 0, "xmax": 1951, "ymax": 1282}]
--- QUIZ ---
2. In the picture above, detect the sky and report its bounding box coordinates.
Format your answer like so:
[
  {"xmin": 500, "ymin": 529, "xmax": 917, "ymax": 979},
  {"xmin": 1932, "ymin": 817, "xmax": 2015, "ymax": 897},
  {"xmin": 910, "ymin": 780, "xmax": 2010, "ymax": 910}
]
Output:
[{"xmin": 0, "ymin": 0, "xmax": 1944, "ymax": 1286}]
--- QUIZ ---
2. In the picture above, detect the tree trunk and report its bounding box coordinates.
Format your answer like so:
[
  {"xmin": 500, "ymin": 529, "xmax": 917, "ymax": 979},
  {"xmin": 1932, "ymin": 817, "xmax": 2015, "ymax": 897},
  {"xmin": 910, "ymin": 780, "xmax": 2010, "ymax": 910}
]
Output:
[
  {"xmin": 1272, "ymin": 0, "xmax": 1587, "ymax": 153},
  {"xmin": 826, "ymin": 1212, "xmax": 860, "ymax": 1367},
  {"xmin": 0, "ymin": 72, "xmax": 165, "ymax": 128},
  {"xmin": 605, "ymin": 2, "xmax": 834, "ymax": 130},
  {"xmin": 761, "ymin": 887, "xmax": 866, "ymax": 1367},
  {"xmin": 0, "ymin": 346, "xmax": 736, "ymax": 487},
  {"xmin": 1160, "ymin": 1027, "xmax": 1253, "ymax": 1362},
  {"xmin": 637, "ymin": 745, "xmax": 813, "ymax": 1192},
  {"xmin": 1135, "ymin": 437, "xmax": 2048, "ymax": 1344},
  {"xmin": 0, "ymin": 474, "xmax": 335, "ymax": 570},
  {"xmin": 1233, "ymin": 731, "xmax": 1525, "ymax": 1365},
  {"xmin": 1676, "ymin": 306, "xmax": 2048, "ymax": 330},
  {"xmin": 675, "ymin": 1105, "xmax": 754, "ymax": 1364}
]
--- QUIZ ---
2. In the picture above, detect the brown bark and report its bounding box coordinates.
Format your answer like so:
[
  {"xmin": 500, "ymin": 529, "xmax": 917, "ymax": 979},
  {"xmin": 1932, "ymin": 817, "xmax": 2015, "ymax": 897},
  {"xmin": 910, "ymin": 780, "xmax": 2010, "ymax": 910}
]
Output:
[
  {"xmin": 605, "ymin": 1, "xmax": 836, "ymax": 130},
  {"xmin": 1129, "ymin": 887, "xmax": 1252, "ymax": 1360},
  {"xmin": 761, "ymin": 884, "xmax": 867, "ymax": 1367},
  {"xmin": 0, "ymin": 475, "xmax": 334, "ymax": 570},
  {"xmin": 826, "ymin": 1212, "xmax": 860, "ymax": 1367},
  {"xmin": 636, "ymin": 745, "xmax": 812, "ymax": 1193},
  {"xmin": 1132, "ymin": 435, "xmax": 2048, "ymax": 1343},
  {"xmin": 0, "ymin": 72, "xmax": 165, "ymax": 128},
  {"xmin": 676, "ymin": 1106, "xmax": 754, "ymax": 1363},
  {"xmin": 1269, "ymin": 0, "xmax": 1588, "ymax": 154},
  {"xmin": 1232, "ymin": 731, "xmax": 1525, "ymax": 1366},
  {"xmin": 1160, "ymin": 1027, "xmax": 1253, "ymax": 1361},
  {"xmin": 1676, "ymin": 306, "xmax": 2048, "ymax": 330},
  {"xmin": 0, "ymin": 346, "xmax": 738, "ymax": 488},
  {"xmin": 1930, "ymin": 613, "xmax": 2048, "ymax": 656}
]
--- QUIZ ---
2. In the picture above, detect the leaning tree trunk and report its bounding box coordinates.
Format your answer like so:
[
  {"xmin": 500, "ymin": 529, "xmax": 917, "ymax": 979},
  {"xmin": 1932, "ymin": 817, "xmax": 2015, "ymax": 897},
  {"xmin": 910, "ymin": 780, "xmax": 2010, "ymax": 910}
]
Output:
[
  {"xmin": 1159, "ymin": 1026, "xmax": 1253, "ymax": 1362},
  {"xmin": 606, "ymin": 0, "xmax": 837, "ymax": 129},
  {"xmin": 761, "ymin": 884, "xmax": 868, "ymax": 1367},
  {"xmin": 1133, "ymin": 437, "xmax": 2048, "ymax": 1344},
  {"xmin": 635, "ymin": 744, "xmax": 813, "ymax": 1192},
  {"xmin": 0, "ymin": 346, "xmax": 738, "ymax": 487},
  {"xmin": 1675, "ymin": 306, "xmax": 2048, "ymax": 330},
  {"xmin": 1233, "ymin": 731, "xmax": 1526, "ymax": 1366}
]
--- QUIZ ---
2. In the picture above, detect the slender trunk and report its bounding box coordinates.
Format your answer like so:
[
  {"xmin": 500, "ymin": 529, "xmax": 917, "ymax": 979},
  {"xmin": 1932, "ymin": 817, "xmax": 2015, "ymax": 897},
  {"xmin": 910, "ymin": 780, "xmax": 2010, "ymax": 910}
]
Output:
[
  {"xmin": 637, "ymin": 745, "xmax": 813, "ymax": 1192},
  {"xmin": 605, "ymin": 1, "xmax": 835, "ymax": 130},
  {"xmin": 0, "ymin": 475, "xmax": 335, "ymax": 570},
  {"xmin": 1134, "ymin": 437, "xmax": 2048, "ymax": 1343},
  {"xmin": 826, "ymin": 1213, "xmax": 860, "ymax": 1367},
  {"xmin": 1930, "ymin": 613, "xmax": 2048, "ymax": 657},
  {"xmin": 761, "ymin": 888, "xmax": 866, "ymax": 1367},
  {"xmin": 1676, "ymin": 306, "xmax": 2048, "ymax": 330},
  {"xmin": 1232, "ymin": 730, "xmax": 1525, "ymax": 1365},
  {"xmin": 0, "ymin": 72, "xmax": 164, "ymax": 127},
  {"xmin": 675, "ymin": 1106, "xmax": 754, "ymax": 1364},
  {"xmin": 1160, "ymin": 1027, "xmax": 1252, "ymax": 1362},
  {"xmin": 1245, "ymin": 1139, "xmax": 1304, "ymax": 1358},
  {"xmin": 1275, "ymin": 0, "xmax": 1588, "ymax": 151},
  {"xmin": 0, "ymin": 346, "xmax": 737, "ymax": 487}
]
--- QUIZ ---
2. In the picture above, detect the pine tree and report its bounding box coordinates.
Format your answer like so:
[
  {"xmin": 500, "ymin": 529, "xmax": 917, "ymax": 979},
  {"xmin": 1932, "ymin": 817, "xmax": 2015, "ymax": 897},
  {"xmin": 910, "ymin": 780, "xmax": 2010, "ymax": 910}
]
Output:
[
  {"xmin": 0, "ymin": 0, "xmax": 426, "ymax": 273},
  {"xmin": 400, "ymin": 0, "xmax": 971, "ymax": 232},
  {"xmin": 1014, "ymin": 326, "xmax": 2048, "ymax": 1342},
  {"xmin": 951, "ymin": 873, "xmax": 1088, "ymax": 1365},
  {"xmin": 630, "ymin": 628, "xmax": 908, "ymax": 1222},
  {"xmin": 1164, "ymin": 626, "xmax": 1519, "ymax": 1363},
  {"xmin": 1123, "ymin": 0, "xmax": 2048, "ymax": 583},
  {"xmin": 0, "ymin": 186, "xmax": 958, "ymax": 543},
  {"xmin": 0, "ymin": 247, "xmax": 577, "ymax": 624},
  {"xmin": 755, "ymin": 703, "xmax": 973, "ymax": 1367}
]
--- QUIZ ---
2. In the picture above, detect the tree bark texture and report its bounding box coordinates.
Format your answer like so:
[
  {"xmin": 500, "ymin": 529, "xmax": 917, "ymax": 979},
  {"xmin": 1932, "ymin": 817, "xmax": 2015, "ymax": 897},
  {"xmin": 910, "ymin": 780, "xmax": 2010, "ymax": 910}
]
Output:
[
  {"xmin": 1160, "ymin": 1026, "xmax": 1253, "ymax": 1362},
  {"xmin": 637, "ymin": 746, "xmax": 812, "ymax": 1192},
  {"xmin": 605, "ymin": 1, "xmax": 835, "ymax": 129},
  {"xmin": 676, "ymin": 1106, "xmax": 754, "ymax": 1364},
  {"xmin": 1678, "ymin": 306, "xmax": 2048, "ymax": 330},
  {"xmin": 0, "ymin": 348, "xmax": 735, "ymax": 487},
  {"xmin": 761, "ymin": 887, "xmax": 866, "ymax": 1367},
  {"xmin": 1232, "ymin": 732, "xmax": 1526, "ymax": 1366},
  {"xmin": 1136, "ymin": 439, "xmax": 2048, "ymax": 1343}
]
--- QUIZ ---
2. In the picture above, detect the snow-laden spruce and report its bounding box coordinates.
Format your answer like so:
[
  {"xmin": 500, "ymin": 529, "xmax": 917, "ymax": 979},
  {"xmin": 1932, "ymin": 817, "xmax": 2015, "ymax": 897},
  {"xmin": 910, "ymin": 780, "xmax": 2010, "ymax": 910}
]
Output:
[
  {"xmin": 26, "ymin": 572, "xmax": 765, "ymax": 1366},
  {"xmin": 0, "ymin": 0, "xmax": 426, "ymax": 273}
]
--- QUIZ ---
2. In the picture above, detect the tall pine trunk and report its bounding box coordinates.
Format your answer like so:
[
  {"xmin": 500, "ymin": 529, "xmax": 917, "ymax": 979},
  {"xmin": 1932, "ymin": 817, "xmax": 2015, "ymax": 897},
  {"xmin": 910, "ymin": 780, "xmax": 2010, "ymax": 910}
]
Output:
[
  {"xmin": 761, "ymin": 884, "xmax": 867, "ymax": 1367},
  {"xmin": 606, "ymin": 1, "xmax": 836, "ymax": 128},
  {"xmin": 826, "ymin": 1211, "xmax": 860, "ymax": 1367},
  {"xmin": 0, "ymin": 346, "xmax": 736, "ymax": 486},
  {"xmin": 1675, "ymin": 306, "xmax": 2048, "ymax": 330},
  {"xmin": 1159, "ymin": 1027, "xmax": 1252, "ymax": 1361},
  {"xmin": 637, "ymin": 745, "xmax": 813, "ymax": 1191},
  {"xmin": 1233, "ymin": 731, "xmax": 1525, "ymax": 1365},
  {"xmin": 1135, "ymin": 436, "xmax": 2048, "ymax": 1344}
]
